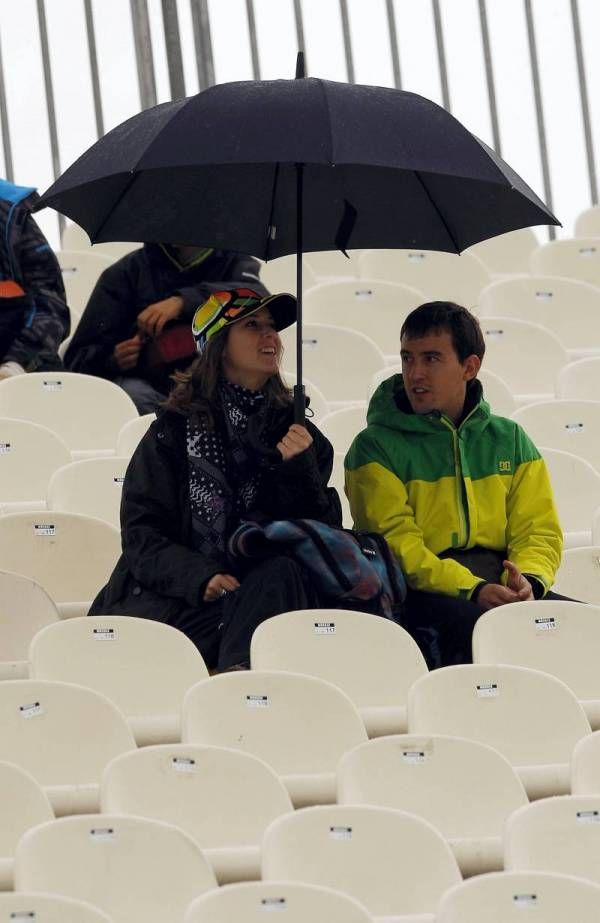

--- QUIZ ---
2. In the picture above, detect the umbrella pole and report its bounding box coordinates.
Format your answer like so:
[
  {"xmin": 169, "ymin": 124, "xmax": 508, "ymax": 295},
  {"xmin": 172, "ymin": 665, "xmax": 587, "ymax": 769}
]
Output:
[{"xmin": 294, "ymin": 161, "xmax": 306, "ymax": 424}]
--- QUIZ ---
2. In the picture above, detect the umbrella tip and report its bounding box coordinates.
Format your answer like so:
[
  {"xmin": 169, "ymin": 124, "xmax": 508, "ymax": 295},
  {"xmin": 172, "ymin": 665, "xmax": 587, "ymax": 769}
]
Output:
[{"xmin": 295, "ymin": 51, "xmax": 305, "ymax": 79}]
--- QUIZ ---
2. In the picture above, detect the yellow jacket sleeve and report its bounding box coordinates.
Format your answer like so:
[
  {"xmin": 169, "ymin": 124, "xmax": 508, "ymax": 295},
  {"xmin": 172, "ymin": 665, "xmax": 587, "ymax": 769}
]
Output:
[{"xmin": 345, "ymin": 461, "xmax": 484, "ymax": 598}]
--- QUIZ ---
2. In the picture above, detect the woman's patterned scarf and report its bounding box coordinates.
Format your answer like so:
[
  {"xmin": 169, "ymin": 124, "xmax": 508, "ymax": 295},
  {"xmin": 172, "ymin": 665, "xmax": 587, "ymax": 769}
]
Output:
[{"xmin": 187, "ymin": 380, "xmax": 268, "ymax": 555}]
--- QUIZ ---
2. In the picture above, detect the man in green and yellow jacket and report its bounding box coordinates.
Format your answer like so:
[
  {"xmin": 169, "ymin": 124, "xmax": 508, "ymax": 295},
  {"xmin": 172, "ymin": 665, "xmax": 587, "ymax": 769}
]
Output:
[{"xmin": 345, "ymin": 301, "xmax": 564, "ymax": 667}]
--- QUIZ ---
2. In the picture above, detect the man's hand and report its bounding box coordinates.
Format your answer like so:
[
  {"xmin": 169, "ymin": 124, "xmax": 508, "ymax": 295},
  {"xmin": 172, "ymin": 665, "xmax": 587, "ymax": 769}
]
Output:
[
  {"xmin": 277, "ymin": 424, "xmax": 314, "ymax": 462},
  {"xmin": 476, "ymin": 583, "xmax": 522, "ymax": 611},
  {"xmin": 112, "ymin": 334, "xmax": 144, "ymax": 371},
  {"xmin": 203, "ymin": 573, "xmax": 241, "ymax": 602},
  {"xmin": 0, "ymin": 361, "xmax": 25, "ymax": 380},
  {"xmin": 503, "ymin": 559, "xmax": 534, "ymax": 601},
  {"xmin": 137, "ymin": 295, "xmax": 184, "ymax": 338}
]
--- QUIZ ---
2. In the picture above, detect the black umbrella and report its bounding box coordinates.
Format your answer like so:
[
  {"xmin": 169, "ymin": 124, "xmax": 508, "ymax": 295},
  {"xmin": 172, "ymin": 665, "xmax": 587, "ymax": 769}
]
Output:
[{"xmin": 37, "ymin": 55, "xmax": 559, "ymax": 420}]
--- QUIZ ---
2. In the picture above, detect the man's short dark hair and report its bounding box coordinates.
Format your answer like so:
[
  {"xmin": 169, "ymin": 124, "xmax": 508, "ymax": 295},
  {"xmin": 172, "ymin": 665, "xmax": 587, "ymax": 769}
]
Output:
[{"xmin": 400, "ymin": 301, "xmax": 486, "ymax": 363}]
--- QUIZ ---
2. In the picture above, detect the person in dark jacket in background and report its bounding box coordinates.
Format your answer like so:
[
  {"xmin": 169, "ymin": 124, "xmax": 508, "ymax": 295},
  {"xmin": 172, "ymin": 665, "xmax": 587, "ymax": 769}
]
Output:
[
  {"xmin": 90, "ymin": 288, "xmax": 342, "ymax": 670},
  {"xmin": 65, "ymin": 243, "xmax": 266, "ymax": 413},
  {"xmin": 0, "ymin": 179, "xmax": 68, "ymax": 378}
]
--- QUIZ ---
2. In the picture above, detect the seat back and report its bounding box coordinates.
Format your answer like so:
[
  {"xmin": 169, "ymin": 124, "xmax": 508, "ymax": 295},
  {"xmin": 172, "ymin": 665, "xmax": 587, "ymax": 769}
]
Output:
[
  {"xmin": 337, "ymin": 734, "xmax": 527, "ymax": 838},
  {"xmin": 478, "ymin": 369, "xmax": 516, "ymax": 416},
  {"xmin": 318, "ymin": 406, "xmax": 367, "ymax": 454},
  {"xmin": 539, "ymin": 448, "xmax": 600, "ymax": 539},
  {"xmin": 56, "ymin": 250, "xmax": 113, "ymax": 315},
  {"xmin": 182, "ymin": 671, "xmax": 367, "ymax": 776},
  {"xmin": 553, "ymin": 546, "xmax": 600, "ymax": 605},
  {"xmin": 184, "ymin": 881, "xmax": 372, "ymax": 923},
  {"xmin": 480, "ymin": 317, "xmax": 567, "ymax": 397},
  {"xmin": 0, "ymin": 680, "xmax": 134, "ymax": 788},
  {"xmin": 116, "ymin": 414, "xmax": 156, "ymax": 457},
  {"xmin": 0, "ymin": 571, "xmax": 59, "ymax": 676},
  {"xmin": 15, "ymin": 815, "xmax": 216, "ymax": 923},
  {"xmin": 304, "ymin": 249, "xmax": 362, "ymax": 280},
  {"xmin": 473, "ymin": 601, "xmax": 600, "ymax": 700},
  {"xmin": 251, "ymin": 609, "xmax": 427, "ymax": 709},
  {"xmin": 331, "ymin": 453, "xmax": 352, "ymax": 527},
  {"xmin": 262, "ymin": 804, "xmax": 461, "ymax": 916},
  {"xmin": 47, "ymin": 457, "xmax": 130, "ymax": 527},
  {"xmin": 512, "ymin": 401, "xmax": 600, "ymax": 473},
  {"xmin": 358, "ymin": 248, "xmax": 490, "ymax": 309},
  {"xmin": 102, "ymin": 744, "xmax": 292, "ymax": 848},
  {"xmin": 260, "ymin": 255, "xmax": 316, "ymax": 293},
  {"xmin": 30, "ymin": 616, "xmax": 208, "ymax": 721},
  {"xmin": 437, "ymin": 870, "xmax": 600, "ymax": 923},
  {"xmin": 531, "ymin": 239, "xmax": 600, "ymax": 288},
  {"xmin": 576, "ymin": 205, "xmax": 600, "ymax": 237},
  {"xmin": 0, "ymin": 760, "xmax": 53, "ymax": 880},
  {"xmin": 572, "ymin": 732, "xmax": 600, "ymax": 795},
  {"xmin": 505, "ymin": 795, "xmax": 600, "ymax": 884},
  {"xmin": 466, "ymin": 227, "xmax": 539, "ymax": 275},
  {"xmin": 303, "ymin": 280, "xmax": 424, "ymax": 353},
  {"xmin": 280, "ymin": 373, "xmax": 329, "ymax": 421},
  {"xmin": 558, "ymin": 358, "xmax": 600, "ymax": 400},
  {"xmin": 280, "ymin": 324, "xmax": 385, "ymax": 402},
  {"xmin": 0, "ymin": 892, "xmax": 113, "ymax": 923},
  {"xmin": 0, "ymin": 418, "xmax": 71, "ymax": 505},
  {"xmin": 479, "ymin": 275, "xmax": 600, "ymax": 351},
  {"xmin": 0, "ymin": 373, "xmax": 138, "ymax": 454},
  {"xmin": 0, "ymin": 512, "xmax": 121, "ymax": 604},
  {"xmin": 408, "ymin": 664, "xmax": 590, "ymax": 766}
]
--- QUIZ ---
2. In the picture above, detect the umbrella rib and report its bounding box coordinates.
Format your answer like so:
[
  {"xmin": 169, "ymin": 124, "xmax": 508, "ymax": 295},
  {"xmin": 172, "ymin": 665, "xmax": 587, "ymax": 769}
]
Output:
[
  {"xmin": 264, "ymin": 162, "xmax": 280, "ymax": 262},
  {"xmin": 413, "ymin": 170, "xmax": 460, "ymax": 253}
]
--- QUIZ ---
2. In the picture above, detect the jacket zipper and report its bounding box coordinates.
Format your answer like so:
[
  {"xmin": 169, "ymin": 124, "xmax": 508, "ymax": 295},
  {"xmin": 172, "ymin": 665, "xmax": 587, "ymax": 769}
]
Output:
[{"xmin": 440, "ymin": 416, "xmax": 469, "ymax": 546}]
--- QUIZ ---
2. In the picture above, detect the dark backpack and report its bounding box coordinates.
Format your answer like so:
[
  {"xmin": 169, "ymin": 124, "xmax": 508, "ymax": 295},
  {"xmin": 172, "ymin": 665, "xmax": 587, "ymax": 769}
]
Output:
[{"xmin": 228, "ymin": 519, "xmax": 406, "ymax": 620}]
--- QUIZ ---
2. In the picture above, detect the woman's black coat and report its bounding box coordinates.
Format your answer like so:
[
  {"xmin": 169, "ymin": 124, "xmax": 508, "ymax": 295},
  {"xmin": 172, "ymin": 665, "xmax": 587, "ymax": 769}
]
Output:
[{"xmin": 90, "ymin": 406, "xmax": 342, "ymax": 624}]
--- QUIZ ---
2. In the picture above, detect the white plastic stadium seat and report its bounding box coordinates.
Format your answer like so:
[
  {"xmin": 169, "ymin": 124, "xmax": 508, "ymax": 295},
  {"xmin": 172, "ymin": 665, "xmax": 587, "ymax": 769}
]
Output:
[
  {"xmin": 337, "ymin": 734, "xmax": 527, "ymax": 876},
  {"xmin": 56, "ymin": 250, "xmax": 113, "ymax": 316},
  {"xmin": 102, "ymin": 744, "xmax": 292, "ymax": 884},
  {"xmin": 318, "ymin": 406, "xmax": 367, "ymax": 455},
  {"xmin": 260, "ymin": 255, "xmax": 316, "ymax": 293},
  {"xmin": 479, "ymin": 275, "xmax": 600, "ymax": 358},
  {"xmin": 0, "ymin": 571, "xmax": 59, "ymax": 680},
  {"xmin": 473, "ymin": 601, "xmax": 600, "ymax": 730},
  {"xmin": 251, "ymin": 610, "xmax": 427, "ymax": 738},
  {"xmin": 358, "ymin": 248, "xmax": 490, "ymax": 310},
  {"xmin": 47, "ymin": 457, "xmax": 129, "ymax": 527},
  {"xmin": 480, "ymin": 317, "xmax": 567, "ymax": 401},
  {"xmin": 91, "ymin": 241, "xmax": 141, "ymax": 260},
  {"xmin": 280, "ymin": 323, "xmax": 386, "ymax": 404},
  {"xmin": 115, "ymin": 413, "xmax": 156, "ymax": 457},
  {"xmin": 368, "ymin": 364, "xmax": 402, "ymax": 399},
  {"xmin": 0, "ymin": 512, "xmax": 121, "ymax": 619},
  {"xmin": 478, "ymin": 368, "xmax": 516, "ymax": 416},
  {"xmin": 408, "ymin": 664, "xmax": 591, "ymax": 799},
  {"xmin": 558, "ymin": 357, "xmax": 600, "ymax": 400},
  {"xmin": 61, "ymin": 222, "xmax": 90, "ymax": 250},
  {"xmin": 182, "ymin": 671, "xmax": 367, "ymax": 807},
  {"xmin": 540, "ymin": 448, "xmax": 600, "ymax": 547},
  {"xmin": 184, "ymin": 881, "xmax": 373, "ymax": 923},
  {"xmin": 14, "ymin": 815, "xmax": 216, "ymax": 923},
  {"xmin": 0, "ymin": 418, "xmax": 71, "ymax": 512},
  {"xmin": 0, "ymin": 372, "xmax": 138, "ymax": 458},
  {"xmin": 512, "ymin": 401, "xmax": 600, "ymax": 473},
  {"xmin": 0, "ymin": 893, "xmax": 113, "ymax": 923},
  {"xmin": 505, "ymin": 795, "xmax": 600, "ymax": 885},
  {"xmin": 576, "ymin": 205, "xmax": 600, "ymax": 238},
  {"xmin": 0, "ymin": 760, "xmax": 54, "ymax": 890},
  {"xmin": 466, "ymin": 227, "xmax": 539, "ymax": 276},
  {"xmin": 303, "ymin": 280, "xmax": 424, "ymax": 354},
  {"xmin": 530, "ymin": 238, "xmax": 600, "ymax": 288},
  {"xmin": 572, "ymin": 731, "xmax": 600, "ymax": 795},
  {"xmin": 262, "ymin": 804, "xmax": 461, "ymax": 919},
  {"xmin": 304, "ymin": 249, "xmax": 362, "ymax": 280},
  {"xmin": 437, "ymin": 870, "xmax": 600, "ymax": 923},
  {"xmin": 30, "ymin": 616, "xmax": 209, "ymax": 746},
  {"xmin": 553, "ymin": 546, "xmax": 600, "ymax": 605},
  {"xmin": 0, "ymin": 679, "xmax": 135, "ymax": 815}
]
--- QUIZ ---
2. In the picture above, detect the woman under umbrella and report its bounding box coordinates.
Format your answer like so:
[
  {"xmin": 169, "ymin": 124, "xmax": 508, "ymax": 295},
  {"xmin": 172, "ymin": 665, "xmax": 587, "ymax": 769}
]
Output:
[{"xmin": 89, "ymin": 287, "xmax": 342, "ymax": 669}]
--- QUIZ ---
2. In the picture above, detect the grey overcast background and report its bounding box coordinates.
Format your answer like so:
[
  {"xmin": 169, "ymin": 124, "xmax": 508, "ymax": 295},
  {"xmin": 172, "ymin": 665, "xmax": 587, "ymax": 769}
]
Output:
[{"xmin": 3, "ymin": 0, "xmax": 599, "ymax": 248}]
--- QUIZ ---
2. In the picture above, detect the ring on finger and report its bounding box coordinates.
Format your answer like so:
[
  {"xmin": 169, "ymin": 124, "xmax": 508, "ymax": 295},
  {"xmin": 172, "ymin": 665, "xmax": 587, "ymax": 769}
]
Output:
[{"xmin": 219, "ymin": 588, "xmax": 227, "ymax": 597}]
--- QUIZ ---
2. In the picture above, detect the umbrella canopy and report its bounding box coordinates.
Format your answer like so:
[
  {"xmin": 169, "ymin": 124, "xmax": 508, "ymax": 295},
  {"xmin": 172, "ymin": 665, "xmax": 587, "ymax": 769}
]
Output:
[{"xmin": 37, "ymin": 75, "xmax": 558, "ymax": 256}]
